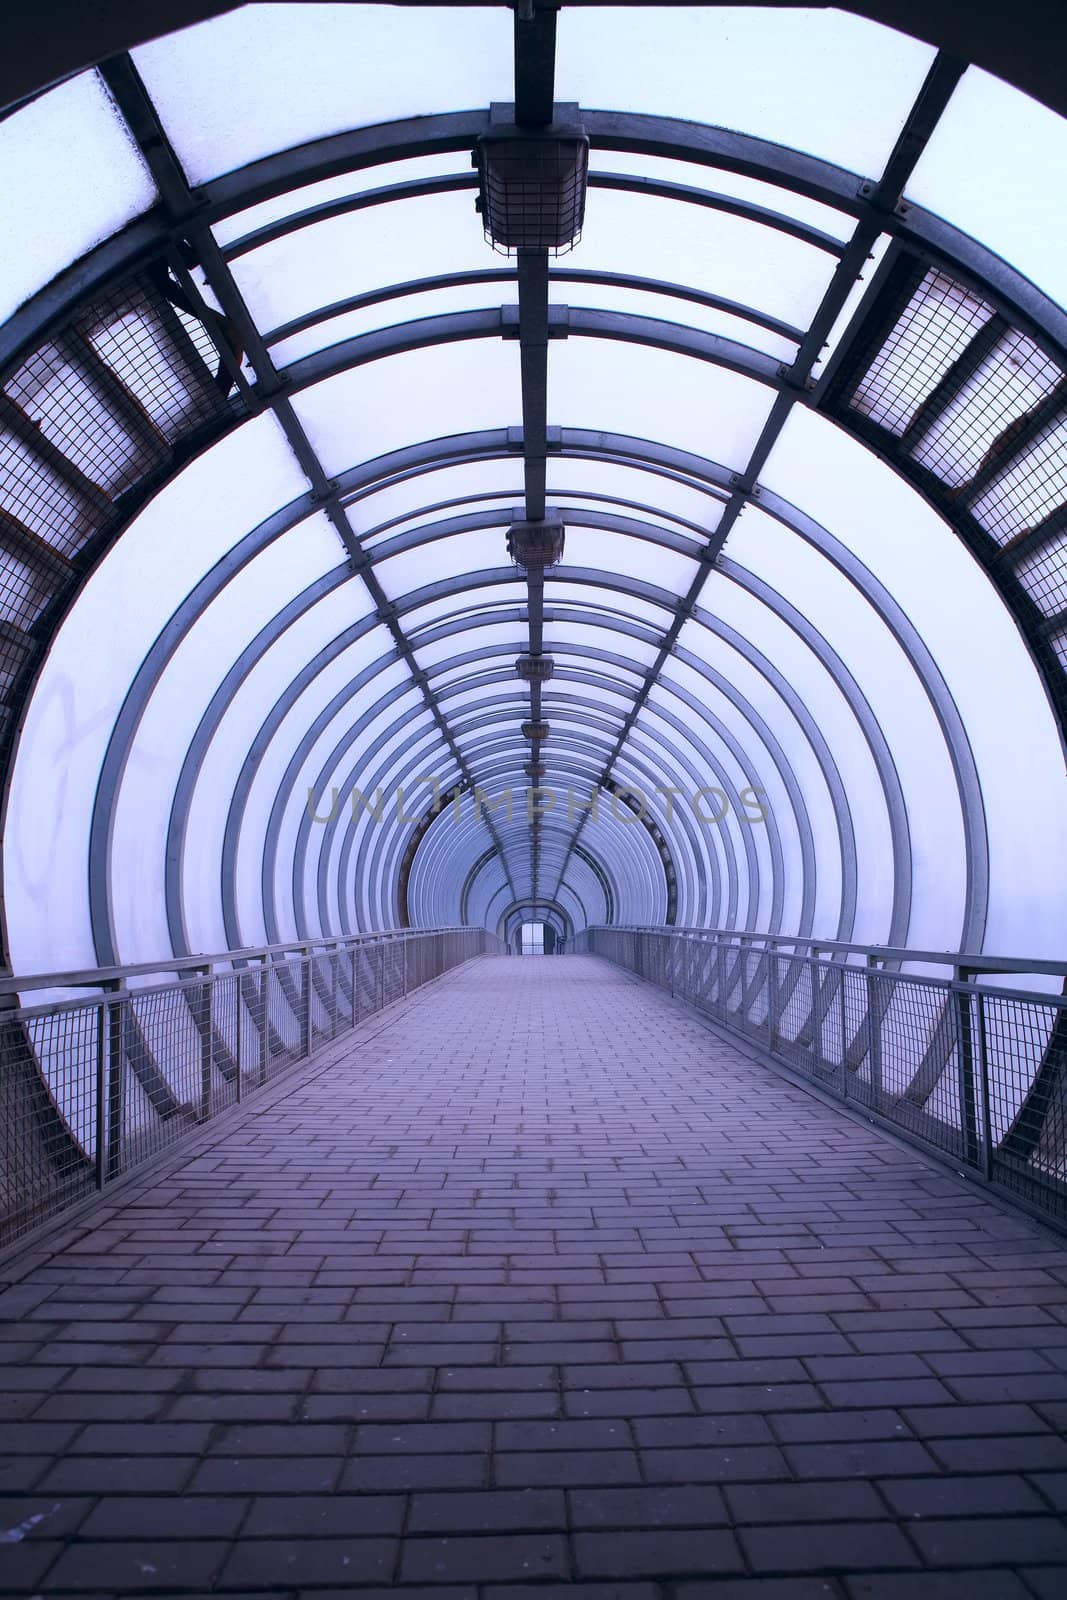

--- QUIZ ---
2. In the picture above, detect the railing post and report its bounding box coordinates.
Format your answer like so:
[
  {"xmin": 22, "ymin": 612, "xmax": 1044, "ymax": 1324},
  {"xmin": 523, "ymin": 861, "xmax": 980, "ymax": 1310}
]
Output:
[
  {"xmin": 234, "ymin": 972, "xmax": 242, "ymax": 1103},
  {"xmin": 105, "ymin": 981, "xmax": 123, "ymax": 1181},
  {"xmin": 866, "ymin": 955, "xmax": 883, "ymax": 1108},
  {"xmin": 403, "ymin": 937, "xmax": 408, "ymax": 997},
  {"xmin": 301, "ymin": 957, "xmax": 312, "ymax": 1058},
  {"xmin": 257, "ymin": 958, "xmax": 270, "ymax": 1085},
  {"xmin": 196, "ymin": 965, "xmax": 213, "ymax": 1124},
  {"xmin": 95, "ymin": 999, "xmax": 107, "ymax": 1189},
  {"xmin": 976, "ymin": 989, "xmax": 993, "ymax": 1181},
  {"xmin": 841, "ymin": 964, "xmax": 850, "ymax": 1098},
  {"xmin": 767, "ymin": 943, "xmax": 778, "ymax": 1051},
  {"xmin": 351, "ymin": 945, "xmax": 359, "ymax": 1027},
  {"xmin": 955, "ymin": 967, "xmax": 980, "ymax": 1167},
  {"xmin": 811, "ymin": 948, "xmax": 824, "ymax": 1066}
]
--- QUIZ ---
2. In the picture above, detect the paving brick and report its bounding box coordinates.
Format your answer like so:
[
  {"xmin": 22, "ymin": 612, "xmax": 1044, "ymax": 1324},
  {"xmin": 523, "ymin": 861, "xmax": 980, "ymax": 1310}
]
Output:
[
  {"xmin": 574, "ymin": 1528, "xmax": 744, "ymax": 1577},
  {"xmin": 1018, "ymin": 1570, "xmax": 1067, "ymax": 1600},
  {"xmin": 676, "ymin": 1583, "xmax": 840, "ymax": 1600},
  {"xmin": 740, "ymin": 1520, "xmax": 920, "ymax": 1572},
  {"xmin": 844, "ymin": 1578, "xmax": 1031, "ymax": 1599},
  {"xmin": 495, "ymin": 1450, "xmax": 642, "ymax": 1487},
  {"xmin": 725, "ymin": 1480, "xmax": 887, "ymax": 1523},
  {"xmin": 877, "ymin": 1474, "xmax": 1046, "ymax": 1518},
  {"xmin": 635, "ymin": 1408, "xmax": 777, "ymax": 1447},
  {"xmin": 643, "ymin": 1445, "xmax": 792, "ymax": 1484},
  {"xmin": 400, "ymin": 1534, "xmax": 569, "ymax": 1582},
  {"xmin": 78, "ymin": 1495, "xmax": 248, "ymax": 1538},
  {"xmin": 567, "ymin": 1385, "xmax": 693, "ymax": 1416},
  {"xmin": 220, "ymin": 1535, "xmax": 398, "ymax": 1587},
  {"xmin": 38, "ymin": 1456, "xmax": 198, "ymax": 1494},
  {"xmin": 900, "ymin": 1402, "xmax": 1050, "ymax": 1436},
  {"xmin": 907, "ymin": 1515, "xmax": 1067, "ymax": 1565},
  {"xmin": 783, "ymin": 1439, "xmax": 938, "ymax": 1478},
  {"xmin": 565, "ymin": 1360, "xmax": 682, "ymax": 1388},
  {"xmin": 496, "ymin": 1419, "xmax": 631, "ymax": 1451},
  {"xmin": 341, "ymin": 1454, "xmax": 486, "ymax": 1492},
  {"xmin": 931, "ymin": 1434, "xmax": 1067, "ymax": 1472},
  {"xmin": 408, "ymin": 1489, "xmax": 565, "ymax": 1533},
  {"xmin": 188, "ymin": 1456, "xmax": 343, "ymax": 1494},
  {"xmin": 769, "ymin": 1409, "xmax": 908, "ymax": 1443},
  {"xmin": 41, "ymin": 1539, "xmax": 230, "ymax": 1590},
  {"xmin": 568, "ymin": 1485, "xmax": 728, "ymax": 1528},
  {"xmin": 481, "ymin": 1589, "xmax": 655, "ymax": 1600},
  {"xmin": 352, "ymin": 1420, "xmax": 490, "ymax": 1454}
]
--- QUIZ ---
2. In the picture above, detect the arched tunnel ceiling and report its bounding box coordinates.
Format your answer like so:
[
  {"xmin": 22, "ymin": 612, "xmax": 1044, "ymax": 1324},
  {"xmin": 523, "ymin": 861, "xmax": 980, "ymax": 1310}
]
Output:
[{"xmin": 0, "ymin": 2, "xmax": 1065, "ymax": 975}]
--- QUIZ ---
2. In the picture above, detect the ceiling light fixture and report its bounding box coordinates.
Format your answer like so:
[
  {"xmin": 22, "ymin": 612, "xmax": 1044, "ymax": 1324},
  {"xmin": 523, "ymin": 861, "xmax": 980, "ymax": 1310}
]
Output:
[{"xmin": 475, "ymin": 106, "xmax": 589, "ymax": 255}]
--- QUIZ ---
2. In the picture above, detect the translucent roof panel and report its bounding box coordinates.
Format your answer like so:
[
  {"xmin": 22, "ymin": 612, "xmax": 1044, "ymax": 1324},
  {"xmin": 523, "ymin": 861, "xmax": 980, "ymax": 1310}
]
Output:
[
  {"xmin": 211, "ymin": 152, "xmax": 466, "ymax": 247},
  {"xmin": 352, "ymin": 463, "xmax": 524, "ymax": 545},
  {"xmin": 560, "ymin": 525, "xmax": 699, "ymax": 593},
  {"xmin": 374, "ymin": 529, "xmax": 511, "ymax": 602},
  {"xmin": 547, "ymin": 341, "xmax": 776, "ymax": 471},
  {"xmin": 291, "ymin": 344, "xmax": 522, "ymax": 475},
  {"xmin": 759, "ymin": 409, "xmax": 1067, "ymax": 957},
  {"xmin": 906, "ymin": 67, "xmax": 1067, "ymax": 311},
  {"xmin": 587, "ymin": 150, "xmax": 855, "ymax": 242},
  {"xmin": 544, "ymin": 461, "xmax": 726, "ymax": 534},
  {"xmin": 229, "ymin": 191, "xmax": 498, "ymax": 347},
  {"xmin": 133, "ymin": 3, "xmax": 513, "ymax": 184},
  {"xmin": 567, "ymin": 189, "xmax": 836, "ymax": 330},
  {"xmin": 0, "ymin": 71, "xmax": 156, "ymax": 325},
  {"xmin": 556, "ymin": 7, "xmax": 936, "ymax": 176},
  {"xmin": 401, "ymin": 583, "xmax": 527, "ymax": 633},
  {"xmin": 2, "ymin": 415, "xmax": 309, "ymax": 974},
  {"xmin": 111, "ymin": 513, "xmax": 346, "ymax": 961},
  {"xmin": 548, "ymin": 622, "xmax": 661, "ymax": 670},
  {"xmin": 270, "ymin": 285, "xmax": 502, "ymax": 369}
]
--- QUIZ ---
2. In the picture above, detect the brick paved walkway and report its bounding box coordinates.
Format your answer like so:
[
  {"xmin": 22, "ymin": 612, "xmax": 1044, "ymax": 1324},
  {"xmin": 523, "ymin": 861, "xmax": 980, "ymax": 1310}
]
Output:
[{"xmin": 2, "ymin": 953, "xmax": 1067, "ymax": 1598}]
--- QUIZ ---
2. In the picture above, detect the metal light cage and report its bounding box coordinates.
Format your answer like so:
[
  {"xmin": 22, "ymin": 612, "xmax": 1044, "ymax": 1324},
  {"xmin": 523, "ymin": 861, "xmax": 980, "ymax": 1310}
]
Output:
[
  {"xmin": 522, "ymin": 719, "xmax": 550, "ymax": 741},
  {"xmin": 475, "ymin": 132, "xmax": 589, "ymax": 256},
  {"xmin": 507, "ymin": 513, "xmax": 566, "ymax": 569},
  {"xmin": 525, "ymin": 760, "xmax": 546, "ymax": 779},
  {"xmin": 516, "ymin": 654, "xmax": 555, "ymax": 682}
]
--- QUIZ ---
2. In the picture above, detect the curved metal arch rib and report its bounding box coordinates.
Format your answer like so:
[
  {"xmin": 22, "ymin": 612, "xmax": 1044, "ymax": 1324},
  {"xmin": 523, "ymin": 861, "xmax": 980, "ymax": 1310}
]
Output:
[{"xmin": 86, "ymin": 427, "xmax": 981, "ymax": 966}]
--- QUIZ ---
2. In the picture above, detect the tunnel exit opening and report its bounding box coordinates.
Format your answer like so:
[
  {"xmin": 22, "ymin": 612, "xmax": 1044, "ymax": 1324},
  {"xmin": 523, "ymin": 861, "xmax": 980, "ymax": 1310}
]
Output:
[{"xmin": 518, "ymin": 921, "xmax": 556, "ymax": 955}]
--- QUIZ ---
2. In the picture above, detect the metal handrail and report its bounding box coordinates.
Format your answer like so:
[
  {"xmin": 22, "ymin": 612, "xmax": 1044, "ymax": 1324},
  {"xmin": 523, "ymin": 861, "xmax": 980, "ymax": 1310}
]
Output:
[
  {"xmin": 570, "ymin": 924, "xmax": 1067, "ymax": 979},
  {"xmin": 0, "ymin": 925, "xmax": 484, "ymax": 997}
]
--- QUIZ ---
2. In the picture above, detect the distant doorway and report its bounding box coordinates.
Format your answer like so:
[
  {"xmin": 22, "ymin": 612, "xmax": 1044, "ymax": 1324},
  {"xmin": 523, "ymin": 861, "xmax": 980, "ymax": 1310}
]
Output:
[{"xmin": 519, "ymin": 922, "xmax": 546, "ymax": 955}]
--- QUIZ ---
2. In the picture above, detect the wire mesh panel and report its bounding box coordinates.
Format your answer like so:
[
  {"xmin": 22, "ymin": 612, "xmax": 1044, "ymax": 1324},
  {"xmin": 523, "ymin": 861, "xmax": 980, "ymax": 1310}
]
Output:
[
  {"xmin": 1013, "ymin": 521, "xmax": 1067, "ymax": 616},
  {"xmin": 308, "ymin": 953, "xmax": 335, "ymax": 1043},
  {"xmin": 987, "ymin": 994, "xmax": 1067, "ymax": 1218},
  {"xmin": 353, "ymin": 943, "xmax": 380, "ymax": 1022},
  {"xmin": 775, "ymin": 955, "xmax": 818, "ymax": 1056},
  {"xmin": 846, "ymin": 268, "xmax": 997, "ymax": 435},
  {"xmin": 0, "ymin": 260, "xmax": 243, "ymax": 787},
  {"xmin": 1, "ymin": 1005, "xmax": 96, "ymax": 1243},
  {"xmin": 822, "ymin": 249, "xmax": 1067, "ymax": 736},
  {"xmin": 738, "ymin": 947, "xmax": 770, "ymax": 1035}
]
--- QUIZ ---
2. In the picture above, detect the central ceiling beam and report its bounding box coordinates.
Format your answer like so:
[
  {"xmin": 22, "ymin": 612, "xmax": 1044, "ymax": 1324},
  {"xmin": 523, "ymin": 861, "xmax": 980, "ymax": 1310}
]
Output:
[{"xmin": 511, "ymin": 2, "xmax": 560, "ymax": 914}]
